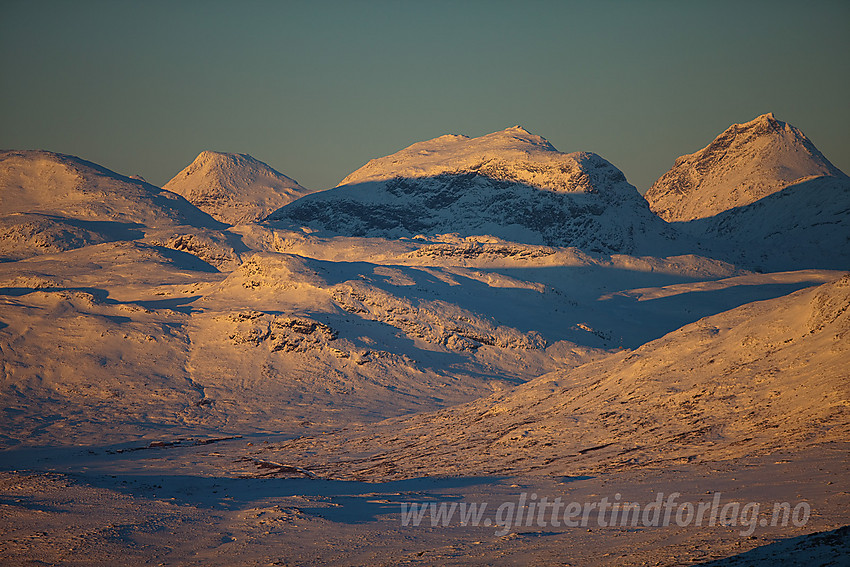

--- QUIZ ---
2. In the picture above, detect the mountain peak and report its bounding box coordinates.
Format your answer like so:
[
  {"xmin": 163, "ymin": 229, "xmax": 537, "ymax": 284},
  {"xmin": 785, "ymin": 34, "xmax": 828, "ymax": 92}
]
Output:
[
  {"xmin": 645, "ymin": 113, "xmax": 845, "ymax": 222},
  {"xmin": 164, "ymin": 151, "xmax": 311, "ymax": 225},
  {"xmin": 267, "ymin": 128, "xmax": 681, "ymax": 254},
  {"xmin": 336, "ymin": 127, "xmax": 566, "ymax": 188}
]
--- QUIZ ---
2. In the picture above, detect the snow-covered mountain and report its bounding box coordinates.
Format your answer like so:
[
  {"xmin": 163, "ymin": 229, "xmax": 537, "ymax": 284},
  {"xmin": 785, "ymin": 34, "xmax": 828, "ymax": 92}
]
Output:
[
  {"xmin": 267, "ymin": 127, "xmax": 682, "ymax": 255},
  {"xmin": 643, "ymin": 114, "xmax": 850, "ymax": 270},
  {"xmin": 0, "ymin": 150, "xmax": 219, "ymax": 228},
  {"xmin": 644, "ymin": 113, "xmax": 845, "ymax": 222},
  {"xmin": 0, "ymin": 150, "xmax": 246, "ymax": 266},
  {"xmin": 0, "ymin": 150, "xmax": 226, "ymax": 263},
  {"xmin": 3, "ymin": 125, "xmax": 849, "ymax": 565},
  {"xmin": 164, "ymin": 151, "xmax": 311, "ymax": 225},
  {"xmin": 256, "ymin": 272, "xmax": 850, "ymax": 480}
]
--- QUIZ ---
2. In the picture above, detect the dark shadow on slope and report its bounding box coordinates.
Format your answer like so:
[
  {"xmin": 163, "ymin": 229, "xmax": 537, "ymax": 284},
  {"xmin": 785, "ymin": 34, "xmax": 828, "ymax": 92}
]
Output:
[
  {"xmin": 0, "ymin": 284, "xmax": 204, "ymax": 314},
  {"xmin": 132, "ymin": 295, "xmax": 204, "ymax": 314},
  {"xmin": 264, "ymin": 172, "xmax": 685, "ymax": 256},
  {"xmin": 0, "ymin": 285, "xmax": 110, "ymax": 300},
  {"xmin": 295, "ymin": 256, "xmax": 831, "ymax": 350},
  {"xmin": 294, "ymin": 256, "xmax": 691, "ymax": 350},
  {"xmin": 696, "ymin": 525, "xmax": 849, "ymax": 566},
  {"xmin": 596, "ymin": 280, "xmax": 823, "ymax": 349},
  {"xmin": 675, "ymin": 175, "xmax": 850, "ymax": 271},
  {"xmin": 51, "ymin": 216, "xmax": 147, "ymax": 241},
  {"xmin": 148, "ymin": 245, "xmax": 220, "ymax": 272},
  {"xmin": 48, "ymin": 470, "xmax": 504, "ymax": 524}
]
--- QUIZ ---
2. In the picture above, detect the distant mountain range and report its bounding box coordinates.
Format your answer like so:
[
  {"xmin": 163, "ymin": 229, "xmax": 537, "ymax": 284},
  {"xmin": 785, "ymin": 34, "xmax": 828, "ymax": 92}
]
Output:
[
  {"xmin": 4, "ymin": 114, "xmax": 846, "ymax": 269},
  {"xmin": 0, "ymin": 113, "xmax": 847, "ymax": 449}
]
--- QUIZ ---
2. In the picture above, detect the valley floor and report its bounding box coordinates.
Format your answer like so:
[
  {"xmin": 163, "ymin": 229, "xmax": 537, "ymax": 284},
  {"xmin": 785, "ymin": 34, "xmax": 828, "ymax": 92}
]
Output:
[{"xmin": 1, "ymin": 437, "xmax": 847, "ymax": 566}]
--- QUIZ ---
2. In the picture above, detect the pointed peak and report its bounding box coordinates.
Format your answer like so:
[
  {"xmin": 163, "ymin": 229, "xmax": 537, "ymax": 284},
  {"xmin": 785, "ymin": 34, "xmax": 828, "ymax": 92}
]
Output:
[
  {"xmin": 164, "ymin": 150, "xmax": 309, "ymax": 225},
  {"xmin": 646, "ymin": 113, "xmax": 845, "ymax": 222}
]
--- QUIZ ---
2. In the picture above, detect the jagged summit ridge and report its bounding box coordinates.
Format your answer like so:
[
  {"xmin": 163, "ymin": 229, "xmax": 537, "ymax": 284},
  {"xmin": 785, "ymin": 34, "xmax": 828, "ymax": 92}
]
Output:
[
  {"xmin": 164, "ymin": 151, "xmax": 311, "ymax": 225},
  {"xmin": 644, "ymin": 113, "xmax": 845, "ymax": 222}
]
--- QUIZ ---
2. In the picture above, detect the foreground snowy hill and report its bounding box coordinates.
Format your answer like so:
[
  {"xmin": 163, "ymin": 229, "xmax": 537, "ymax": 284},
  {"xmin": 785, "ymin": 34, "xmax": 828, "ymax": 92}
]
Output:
[
  {"xmin": 644, "ymin": 113, "xmax": 845, "ymax": 222},
  {"xmin": 256, "ymin": 273, "xmax": 850, "ymax": 480},
  {"xmin": 164, "ymin": 151, "xmax": 312, "ymax": 225},
  {"xmin": 267, "ymin": 127, "xmax": 683, "ymax": 255}
]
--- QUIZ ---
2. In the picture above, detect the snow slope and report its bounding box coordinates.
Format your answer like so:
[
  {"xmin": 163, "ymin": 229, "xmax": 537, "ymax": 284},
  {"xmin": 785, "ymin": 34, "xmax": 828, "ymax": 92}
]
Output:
[
  {"xmin": 1, "ymin": 125, "xmax": 849, "ymax": 565},
  {"xmin": 5, "ymin": 223, "xmax": 833, "ymax": 448},
  {"xmin": 1, "ymin": 136, "xmax": 846, "ymax": 452},
  {"xmin": 681, "ymin": 174, "xmax": 850, "ymax": 271},
  {"xmin": 267, "ymin": 127, "xmax": 684, "ymax": 255},
  {"xmin": 0, "ymin": 150, "xmax": 226, "ymax": 261},
  {"xmin": 256, "ymin": 273, "xmax": 850, "ymax": 480},
  {"xmin": 0, "ymin": 150, "xmax": 220, "ymax": 228},
  {"xmin": 164, "ymin": 151, "xmax": 312, "ymax": 225},
  {"xmin": 644, "ymin": 113, "xmax": 845, "ymax": 222}
]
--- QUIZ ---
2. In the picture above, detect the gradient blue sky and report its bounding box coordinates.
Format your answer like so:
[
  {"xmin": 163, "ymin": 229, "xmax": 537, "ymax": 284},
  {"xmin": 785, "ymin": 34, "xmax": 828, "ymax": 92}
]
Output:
[{"xmin": 2, "ymin": 0, "xmax": 848, "ymax": 193}]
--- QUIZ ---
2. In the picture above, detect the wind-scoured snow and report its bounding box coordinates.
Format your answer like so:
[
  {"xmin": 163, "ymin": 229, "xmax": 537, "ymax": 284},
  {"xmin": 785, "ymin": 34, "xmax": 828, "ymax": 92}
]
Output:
[{"xmin": 164, "ymin": 151, "xmax": 312, "ymax": 225}]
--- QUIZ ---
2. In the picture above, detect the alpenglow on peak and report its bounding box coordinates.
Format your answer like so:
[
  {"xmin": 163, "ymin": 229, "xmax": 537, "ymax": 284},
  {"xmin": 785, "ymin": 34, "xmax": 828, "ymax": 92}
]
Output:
[{"xmin": 644, "ymin": 113, "xmax": 845, "ymax": 222}]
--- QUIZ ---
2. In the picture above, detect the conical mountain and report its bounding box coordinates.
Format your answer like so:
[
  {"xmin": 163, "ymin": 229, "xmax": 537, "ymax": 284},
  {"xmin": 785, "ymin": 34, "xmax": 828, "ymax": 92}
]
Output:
[
  {"xmin": 644, "ymin": 114, "xmax": 850, "ymax": 270},
  {"xmin": 268, "ymin": 127, "xmax": 681, "ymax": 255},
  {"xmin": 164, "ymin": 151, "xmax": 312, "ymax": 225},
  {"xmin": 645, "ymin": 113, "xmax": 844, "ymax": 222}
]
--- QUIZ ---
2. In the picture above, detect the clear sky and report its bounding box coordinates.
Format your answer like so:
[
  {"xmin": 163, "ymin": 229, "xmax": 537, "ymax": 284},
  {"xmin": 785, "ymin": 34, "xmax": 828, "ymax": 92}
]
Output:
[{"xmin": 1, "ymin": 0, "xmax": 848, "ymax": 193}]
